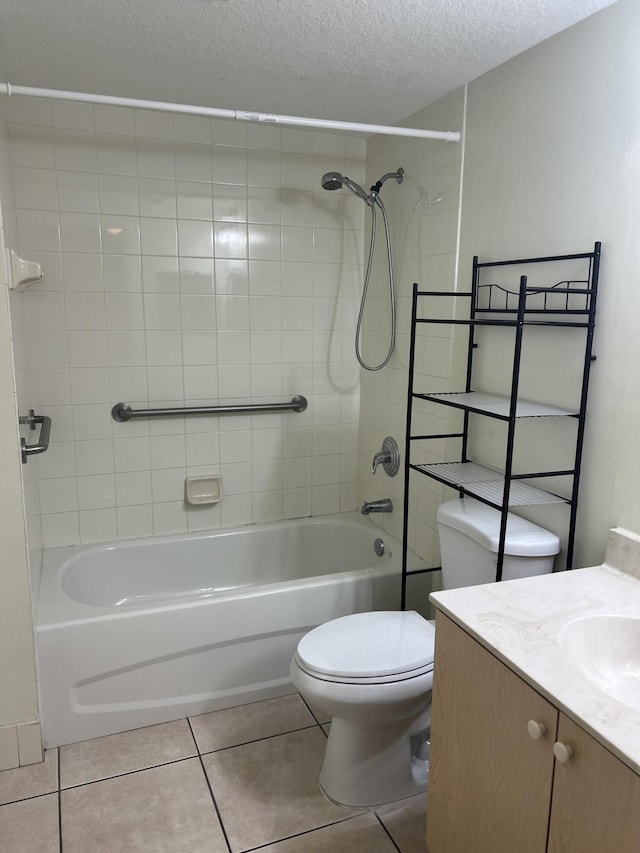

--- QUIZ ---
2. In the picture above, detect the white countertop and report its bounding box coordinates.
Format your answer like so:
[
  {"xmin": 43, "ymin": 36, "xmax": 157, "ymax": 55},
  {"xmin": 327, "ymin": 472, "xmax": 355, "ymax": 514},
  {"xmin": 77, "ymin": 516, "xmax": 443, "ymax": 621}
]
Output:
[{"xmin": 430, "ymin": 526, "xmax": 640, "ymax": 775}]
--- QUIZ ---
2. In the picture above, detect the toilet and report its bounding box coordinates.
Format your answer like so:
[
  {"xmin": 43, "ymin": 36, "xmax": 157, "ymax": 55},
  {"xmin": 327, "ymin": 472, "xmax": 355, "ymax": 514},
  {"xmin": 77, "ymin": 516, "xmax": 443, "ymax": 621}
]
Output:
[{"xmin": 290, "ymin": 498, "xmax": 560, "ymax": 807}]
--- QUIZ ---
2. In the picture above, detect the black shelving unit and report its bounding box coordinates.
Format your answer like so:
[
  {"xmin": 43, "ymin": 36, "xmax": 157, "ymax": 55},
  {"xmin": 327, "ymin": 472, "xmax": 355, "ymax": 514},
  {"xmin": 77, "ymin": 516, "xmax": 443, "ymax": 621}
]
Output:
[{"xmin": 400, "ymin": 242, "xmax": 601, "ymax": 609}]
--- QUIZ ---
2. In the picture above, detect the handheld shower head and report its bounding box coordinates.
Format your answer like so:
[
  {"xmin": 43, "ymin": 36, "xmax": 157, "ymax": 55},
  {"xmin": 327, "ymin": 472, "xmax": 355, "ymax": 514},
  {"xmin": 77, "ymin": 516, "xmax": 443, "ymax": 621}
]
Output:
[
  {"xmin": 321, "ymin": 171, "xmax": 344, "ymax": 191},
  {"xmin": 320, "ymin": 171, "xmax": 369, "ymax": 203},
  {"xmin": 319, "ymin": 162, "xmax": 404, "ymax": 372}
]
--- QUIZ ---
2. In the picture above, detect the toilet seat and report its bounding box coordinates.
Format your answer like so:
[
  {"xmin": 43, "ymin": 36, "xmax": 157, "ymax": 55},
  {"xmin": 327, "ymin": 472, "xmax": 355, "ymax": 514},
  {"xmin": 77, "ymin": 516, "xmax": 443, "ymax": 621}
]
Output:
[{"xmin": 295, "ymin": 611, "xmax": 435, "ymax": 684}]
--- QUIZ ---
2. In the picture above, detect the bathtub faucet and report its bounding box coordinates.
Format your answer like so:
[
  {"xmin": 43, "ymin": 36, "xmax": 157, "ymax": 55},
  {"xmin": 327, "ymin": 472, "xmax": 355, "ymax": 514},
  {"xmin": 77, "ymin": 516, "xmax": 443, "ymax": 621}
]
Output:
[
  {"xmin": 361, "ymin": 498, "xmax": 393, "ymax": 515},
  {"xmin": 371, "ymin": 436, "xmax": 400, "ymax": 477},
  {"xmin": 371, "ymin": 450, "xmax": 390, "ymax": 475}
]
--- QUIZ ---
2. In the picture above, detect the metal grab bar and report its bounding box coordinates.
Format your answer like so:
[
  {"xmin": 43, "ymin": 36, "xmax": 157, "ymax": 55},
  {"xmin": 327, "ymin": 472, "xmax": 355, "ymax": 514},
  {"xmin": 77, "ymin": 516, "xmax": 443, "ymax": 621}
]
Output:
[
  {"xmin": 19, "ymin": 409, "xmax": 52, "ymax": 463},
  {"xmin": 111, "ymin": 395, "xmax": 308, "ymax": 422}
]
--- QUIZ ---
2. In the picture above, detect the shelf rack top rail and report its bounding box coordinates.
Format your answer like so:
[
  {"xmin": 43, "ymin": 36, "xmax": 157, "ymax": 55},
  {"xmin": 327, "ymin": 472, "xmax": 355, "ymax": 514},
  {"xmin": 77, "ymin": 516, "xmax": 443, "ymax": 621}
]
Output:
[
  {"xmin": 476, "ymin": 279, "xmax": 592, "ymax": 314},
  {"xmin": 474, "ymin": 242, "xmax": 600, "ymax": 316},
  {"xmin": 474, "ymin": 248, "xmax": 599, "ymax": 267}
]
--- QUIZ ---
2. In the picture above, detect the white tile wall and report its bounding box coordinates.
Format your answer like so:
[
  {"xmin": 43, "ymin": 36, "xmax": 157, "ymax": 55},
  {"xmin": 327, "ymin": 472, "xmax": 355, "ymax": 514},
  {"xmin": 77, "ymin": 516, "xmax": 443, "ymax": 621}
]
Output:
[
  {"xmin": 358, "ymin": 90, "xmax": 466, "ymax": 565},
  {"xmin": 7, "ymin": 98, "xmax": 366, "ymax": 547},
  {"xmin": 0, "ymin": 98, "xmax": 39, "ymax": 740}
]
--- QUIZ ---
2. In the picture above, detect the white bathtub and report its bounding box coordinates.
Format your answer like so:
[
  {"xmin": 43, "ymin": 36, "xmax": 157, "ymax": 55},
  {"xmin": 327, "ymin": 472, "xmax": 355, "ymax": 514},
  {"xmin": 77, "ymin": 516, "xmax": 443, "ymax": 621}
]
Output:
[{"xmin": 36, "ymin": 513, "xmax": 405, "ymax": 748}]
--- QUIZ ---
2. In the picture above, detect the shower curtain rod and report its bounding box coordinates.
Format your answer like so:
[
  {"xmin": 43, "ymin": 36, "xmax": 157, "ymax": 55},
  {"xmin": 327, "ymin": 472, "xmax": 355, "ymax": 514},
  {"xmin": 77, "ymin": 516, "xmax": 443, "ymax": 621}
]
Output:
[{"xmin": 0, "ymin": 82, "xmax": 460, "ymax": 142}]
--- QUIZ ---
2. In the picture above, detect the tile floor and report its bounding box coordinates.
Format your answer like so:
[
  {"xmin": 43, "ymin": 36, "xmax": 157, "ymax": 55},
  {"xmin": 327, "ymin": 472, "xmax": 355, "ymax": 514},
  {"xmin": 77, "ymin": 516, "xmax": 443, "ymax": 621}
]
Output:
[{"xmin": 0, "ymin": 694, "xmax": 428, "ymax": 852}]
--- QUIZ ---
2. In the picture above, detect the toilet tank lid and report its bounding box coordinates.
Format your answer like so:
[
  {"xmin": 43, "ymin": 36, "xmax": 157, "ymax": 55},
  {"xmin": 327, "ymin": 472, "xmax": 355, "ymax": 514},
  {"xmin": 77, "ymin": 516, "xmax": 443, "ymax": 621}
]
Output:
[{"xmin": 437, "ymin": 498, "xmax": 560, "ymax": 557}]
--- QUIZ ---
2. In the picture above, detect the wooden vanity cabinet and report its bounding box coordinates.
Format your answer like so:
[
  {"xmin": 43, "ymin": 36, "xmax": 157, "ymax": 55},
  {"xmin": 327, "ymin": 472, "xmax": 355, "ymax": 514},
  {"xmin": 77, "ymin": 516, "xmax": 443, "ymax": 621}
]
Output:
[
  {"xmin": 426, "ymin": 613, "xmax": 640, "ymax": 853},
  {"xmin": 548, "ymin": 714, "xmax": 640, "ymax": 852},
  {"xmin": 426, "ymin": 612, "xmax": 557, "ymax": 853}
]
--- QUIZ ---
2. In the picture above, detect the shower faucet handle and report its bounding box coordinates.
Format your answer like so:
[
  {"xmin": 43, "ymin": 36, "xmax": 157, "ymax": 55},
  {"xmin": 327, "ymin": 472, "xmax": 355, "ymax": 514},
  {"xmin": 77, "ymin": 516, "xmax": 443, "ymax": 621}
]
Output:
[{"xmin": 371, "ymin": 437, "xmax": 400, "ymax": 477}]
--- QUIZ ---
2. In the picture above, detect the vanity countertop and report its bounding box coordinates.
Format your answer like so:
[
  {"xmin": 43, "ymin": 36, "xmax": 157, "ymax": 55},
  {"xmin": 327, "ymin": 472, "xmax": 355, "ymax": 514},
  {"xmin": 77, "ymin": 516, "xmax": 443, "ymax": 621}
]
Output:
[{"xmin": 430, "ymin": 526, "xmax": 640, "ymax": 775}]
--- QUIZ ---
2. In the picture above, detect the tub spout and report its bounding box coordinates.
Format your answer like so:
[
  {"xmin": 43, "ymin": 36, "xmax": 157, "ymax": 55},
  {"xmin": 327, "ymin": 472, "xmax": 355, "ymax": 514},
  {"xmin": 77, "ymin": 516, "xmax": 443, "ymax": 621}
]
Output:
[{"xmin": 361, "ymin": 498, "xmax": 393, "ymax": 515}]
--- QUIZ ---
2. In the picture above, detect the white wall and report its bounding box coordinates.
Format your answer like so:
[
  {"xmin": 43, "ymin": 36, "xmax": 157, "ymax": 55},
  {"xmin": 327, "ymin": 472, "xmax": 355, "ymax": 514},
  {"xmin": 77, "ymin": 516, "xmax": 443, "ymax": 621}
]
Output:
[
  {"xmin": 0, "ymin": 95, "xmax": 39, "ymax": 734},
  {"xmin": 6, "ymin": 98, "xmax": 365, "ymax": 549},
  {"xmin": 459, "ymin": 0, "xmax": 640, "ymax": 566}
]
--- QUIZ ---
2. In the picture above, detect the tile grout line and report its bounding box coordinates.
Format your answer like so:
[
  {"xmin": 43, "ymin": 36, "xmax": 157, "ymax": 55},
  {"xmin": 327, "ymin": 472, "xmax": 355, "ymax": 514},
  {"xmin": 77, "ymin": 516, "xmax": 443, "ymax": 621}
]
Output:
[
  {"xmin": 187, "ymin": 717, "xmax": 233, "ymax": 853},
  {"xmin": 56, "ymin": 754, "xmax": 197, "ymax": 793},
  {"xmin": 0, "ymin": 789, "xmax": 59, "ymax": 808},
  {"xmin": 298, "ymin": 693, "xmax": 330, "ymax": 732},
  {"xmin": 238, "ymin": 812, "xmax": 372, "ymax": 852},
  {"xmin": 374, "ymin": 812, "xmax": 403, "ymax": 852},
  {"xmin": 58, "ymin": 748, "xmax": 64, "ymax": 853},
  {"xmin": 197, "ymin": 722, "xmax": 320, "ymax": 754}
]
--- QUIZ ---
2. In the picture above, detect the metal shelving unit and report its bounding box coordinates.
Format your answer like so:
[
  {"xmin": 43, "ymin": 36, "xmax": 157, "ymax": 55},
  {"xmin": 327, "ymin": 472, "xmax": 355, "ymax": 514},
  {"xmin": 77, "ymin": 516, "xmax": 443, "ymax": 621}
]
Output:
[{"xmin": 401, "ymin": 242, "xmax": 601, "ymax": 609}]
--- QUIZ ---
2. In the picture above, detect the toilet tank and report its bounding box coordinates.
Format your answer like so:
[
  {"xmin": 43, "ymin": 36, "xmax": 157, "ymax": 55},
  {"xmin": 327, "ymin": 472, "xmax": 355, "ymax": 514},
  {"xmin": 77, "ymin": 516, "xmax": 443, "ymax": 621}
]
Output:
[{"xmin": 436, "ymin": 498, "xmax": 560, "ymax": 588}]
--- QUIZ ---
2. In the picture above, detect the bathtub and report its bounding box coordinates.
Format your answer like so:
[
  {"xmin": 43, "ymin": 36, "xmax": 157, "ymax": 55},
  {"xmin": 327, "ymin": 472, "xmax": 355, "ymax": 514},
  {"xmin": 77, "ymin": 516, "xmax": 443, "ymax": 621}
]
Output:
[{"xmin": 36, "ymin": 513, "xmax": 406, "ymax": 748}]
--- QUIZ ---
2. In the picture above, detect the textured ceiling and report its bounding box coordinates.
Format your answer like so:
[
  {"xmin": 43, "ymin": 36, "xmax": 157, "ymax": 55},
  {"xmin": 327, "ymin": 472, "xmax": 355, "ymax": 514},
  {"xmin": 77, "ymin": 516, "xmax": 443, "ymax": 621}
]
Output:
[{"xmin": 0, "ymin": 0, "xmax": 617, "ymax": 126}]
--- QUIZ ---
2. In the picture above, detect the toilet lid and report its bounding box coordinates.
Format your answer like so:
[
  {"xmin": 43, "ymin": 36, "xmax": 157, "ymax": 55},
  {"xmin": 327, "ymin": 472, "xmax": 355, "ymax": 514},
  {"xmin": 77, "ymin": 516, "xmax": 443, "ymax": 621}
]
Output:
[{"xmin": 296, "ymin": 611, "xmax": 435, "ymax": 679}]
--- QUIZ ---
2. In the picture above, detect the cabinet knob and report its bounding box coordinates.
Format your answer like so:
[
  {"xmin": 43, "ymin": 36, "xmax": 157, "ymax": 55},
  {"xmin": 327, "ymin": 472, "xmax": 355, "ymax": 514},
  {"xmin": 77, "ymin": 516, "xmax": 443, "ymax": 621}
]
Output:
[
  {"xmin": 527, "ymin": 720, "xmax": 546, "ymax": 740},
  {"xmin": 553, "ymin": 741, "xmax": 574, "ymax": 763}
]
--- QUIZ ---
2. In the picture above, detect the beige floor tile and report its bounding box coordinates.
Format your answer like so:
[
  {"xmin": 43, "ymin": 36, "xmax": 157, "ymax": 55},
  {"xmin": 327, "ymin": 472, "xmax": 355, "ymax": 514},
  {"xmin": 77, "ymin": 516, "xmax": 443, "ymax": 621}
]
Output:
[
  {"xmin": 377, "ymin": 794, "xmax": 428, "ymax": 852},
  {"xmin": 190, "ymin": 693, "xmax": 316, "ymax": 753},
  {"xmin": 0, "ymin": 748, "xmax": 58, "ymax": 805},
  {"xmin": 259, "ymin": 813, "xmax": 399, "ymax": 852},
  {"xmin": 60, "ymin": 719, "xmax": 196, "ymax": 788},
  {"xmin": 203, "ymin": 727, "xmax": 356, "ymax": 851},
  {"xmin": 61, "ymin": 758, "xmax": 227, "ymax": 852},
  {"xmin": 0, "ymin": 792, "xmax": 60, "ymax": 853}
]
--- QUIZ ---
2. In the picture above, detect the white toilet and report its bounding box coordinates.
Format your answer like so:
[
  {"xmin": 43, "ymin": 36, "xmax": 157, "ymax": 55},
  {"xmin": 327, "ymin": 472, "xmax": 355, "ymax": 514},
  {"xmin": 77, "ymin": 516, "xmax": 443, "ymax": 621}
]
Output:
[{"xmin": 290, "ymin": 498, "xmax": 560, "ymax": 807}]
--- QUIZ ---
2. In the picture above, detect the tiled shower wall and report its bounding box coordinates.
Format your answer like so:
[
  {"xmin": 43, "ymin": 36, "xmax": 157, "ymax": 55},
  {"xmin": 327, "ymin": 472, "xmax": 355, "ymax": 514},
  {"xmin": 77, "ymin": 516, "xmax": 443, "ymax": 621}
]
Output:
[
  {"xmin": 5, "ymin": 95, "xmax": 366, "ymax": 549},
  {"xmin": 358, "ymin": 90, "xmax": 466, "ymax": 566}
]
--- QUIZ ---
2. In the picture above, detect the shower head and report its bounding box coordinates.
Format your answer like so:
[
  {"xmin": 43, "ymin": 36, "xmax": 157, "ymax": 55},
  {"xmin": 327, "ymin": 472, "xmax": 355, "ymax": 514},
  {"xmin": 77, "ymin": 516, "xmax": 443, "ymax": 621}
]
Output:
[
  {"xmin": 321, "ymin": 171, "xmax": 344, "ymax": 191},
  {"xmin": 320, "ymin": 171, "xmax": 370, "ymax": 203}
]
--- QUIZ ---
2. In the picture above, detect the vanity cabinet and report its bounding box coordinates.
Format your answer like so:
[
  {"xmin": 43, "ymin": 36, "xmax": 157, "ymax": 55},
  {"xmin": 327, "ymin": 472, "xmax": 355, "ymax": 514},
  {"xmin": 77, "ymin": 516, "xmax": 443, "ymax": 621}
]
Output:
[
  {"xmin": 548, "ymin": 714, "xmax": 640, "ymax": 852},
  {"xmin": 426, "ymin": 613, "xmax": 640, "ymax": 853}
]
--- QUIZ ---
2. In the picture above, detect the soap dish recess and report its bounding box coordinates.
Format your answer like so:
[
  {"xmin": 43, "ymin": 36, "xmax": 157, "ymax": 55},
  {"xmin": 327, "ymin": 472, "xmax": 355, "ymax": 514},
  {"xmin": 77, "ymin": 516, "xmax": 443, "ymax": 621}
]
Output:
[{"xmin": 185, "ymin": 475, "xmax": 222, "ymax": 506}]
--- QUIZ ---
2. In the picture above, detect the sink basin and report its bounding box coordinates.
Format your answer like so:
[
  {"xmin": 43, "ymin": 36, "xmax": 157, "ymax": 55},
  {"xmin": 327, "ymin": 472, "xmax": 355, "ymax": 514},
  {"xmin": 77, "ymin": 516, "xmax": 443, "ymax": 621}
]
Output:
[{"xmin": 558, "ymin": 615, "xmax": 640, "ymax": 711}]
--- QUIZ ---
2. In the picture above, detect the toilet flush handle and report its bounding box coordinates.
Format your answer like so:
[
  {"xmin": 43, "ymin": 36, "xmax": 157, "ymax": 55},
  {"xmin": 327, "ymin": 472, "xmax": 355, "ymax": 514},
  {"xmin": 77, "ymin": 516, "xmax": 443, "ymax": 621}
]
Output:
[{"xmin": 527, "ymin": 720, "xmax": 546, "ymax": 740}]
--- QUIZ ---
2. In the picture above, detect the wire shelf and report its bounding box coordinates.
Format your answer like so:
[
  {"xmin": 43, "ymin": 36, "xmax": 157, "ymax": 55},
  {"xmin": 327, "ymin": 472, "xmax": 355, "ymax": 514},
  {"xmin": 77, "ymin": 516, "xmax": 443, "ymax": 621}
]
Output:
[
  {"xmin": 412, "ymin": 461, "xmax": 568, "ymax": 506},
  {"xmin": 414, "ymin": 392, "xmax": 578, "ymax": 419}
]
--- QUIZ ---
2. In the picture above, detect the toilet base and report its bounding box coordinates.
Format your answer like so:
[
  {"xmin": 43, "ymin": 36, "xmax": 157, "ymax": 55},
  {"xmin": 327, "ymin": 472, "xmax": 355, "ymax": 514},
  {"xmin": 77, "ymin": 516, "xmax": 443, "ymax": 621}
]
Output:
[{"xmin": 319, "ymin": 716, "xmax": 429, "ymax": 808}]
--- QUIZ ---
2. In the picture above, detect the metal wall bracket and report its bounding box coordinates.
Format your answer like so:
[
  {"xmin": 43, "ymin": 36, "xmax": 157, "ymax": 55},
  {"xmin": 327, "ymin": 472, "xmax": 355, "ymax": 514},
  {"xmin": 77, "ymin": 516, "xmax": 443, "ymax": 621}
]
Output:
[{"xmin": 19, "ymin": 409, "xmax": 51, "ymax": 463}]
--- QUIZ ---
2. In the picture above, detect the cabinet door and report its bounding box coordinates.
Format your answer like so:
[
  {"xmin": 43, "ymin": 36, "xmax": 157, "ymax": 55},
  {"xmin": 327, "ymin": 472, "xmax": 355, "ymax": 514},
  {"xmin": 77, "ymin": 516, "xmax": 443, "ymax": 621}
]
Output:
[
  {"xmin": 548, "ymin": 713, "xmax": 640, "ymax": 853},
  {"xmin": 426, "ymin": 613, "xmax": 558, "ymax": 853}
]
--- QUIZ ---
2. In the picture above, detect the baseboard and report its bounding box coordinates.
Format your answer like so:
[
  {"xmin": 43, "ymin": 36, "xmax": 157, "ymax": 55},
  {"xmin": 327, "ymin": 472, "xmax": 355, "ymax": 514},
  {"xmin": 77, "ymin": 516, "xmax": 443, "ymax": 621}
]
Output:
[{"xmin": 0, "ymin": 720, "xmax": 43, "ymax": 771}]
